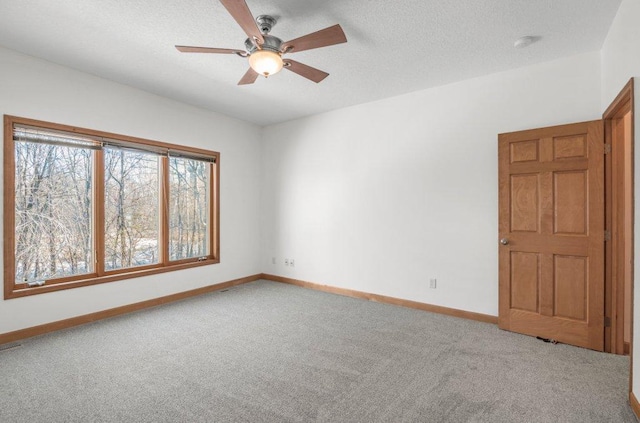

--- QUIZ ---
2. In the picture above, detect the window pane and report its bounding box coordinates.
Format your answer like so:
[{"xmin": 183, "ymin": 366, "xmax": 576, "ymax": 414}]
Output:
[
  {"xmin": 104, "ymin": 148, "xmax": 160, "ymax": 270},
  {"xmin": 169, "ymin": 157, "xmax": 210, "ymax": 260},
  {"xmin": 14, "ymin": 142, "xmax": 93, "ymax": 283}
]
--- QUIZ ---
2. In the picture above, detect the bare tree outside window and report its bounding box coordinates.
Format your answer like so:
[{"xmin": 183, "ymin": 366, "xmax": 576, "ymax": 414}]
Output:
[
  {"xmin": 169, "ymin": 157, "xmax": 210, "ymax": 260},
  {"xmin": 14, "ymin": 142, "xmax": 93, "ymax": 283},
  {"xmin": 104, "ymin": 148, "xmax": 160, "ymax": 270}
]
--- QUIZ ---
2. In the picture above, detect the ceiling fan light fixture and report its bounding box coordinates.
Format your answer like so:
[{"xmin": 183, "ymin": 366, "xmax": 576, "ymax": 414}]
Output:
[
  {"xmin": 249, "ymin": 50, "xmax": 283, "ymax": 77},
  {"xmin": 175, "ymin": 6, "xmax": 347, "ymax": 85}
]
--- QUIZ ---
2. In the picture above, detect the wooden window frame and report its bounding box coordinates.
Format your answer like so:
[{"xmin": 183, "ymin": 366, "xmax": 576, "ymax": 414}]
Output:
[{"xmin": 3, "ymin": 115, "xmax": 220, "ymax": 299}]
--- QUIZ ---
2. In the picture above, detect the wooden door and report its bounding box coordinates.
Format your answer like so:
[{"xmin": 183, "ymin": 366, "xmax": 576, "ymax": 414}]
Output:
[{"xmin": 498, "ymin": 121, "xmax": 605, "ymax": 351}]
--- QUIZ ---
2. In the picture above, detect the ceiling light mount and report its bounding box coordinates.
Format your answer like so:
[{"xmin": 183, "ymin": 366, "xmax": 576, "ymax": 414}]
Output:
[
  {"xmin": 256, "ymin": 15, "xmax": 277, "ymax": 34},
  {"xmin": 514, "ymin": 36, "xmax": 539, "ymax": 49}
]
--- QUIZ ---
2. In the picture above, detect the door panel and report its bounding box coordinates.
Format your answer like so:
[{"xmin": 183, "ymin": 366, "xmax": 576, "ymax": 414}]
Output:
[
  {"xmin": 554, "ymin": 171, "xmax": 587, "ymax": 234},
  {"xmin": 554, "ymin": 134, "xmax": 587, "ymax": 159},
  {"xmin": 553, "ymin": 255, "xmax": 587, "ymax": 320},
  {"xmin": 510, "ymin": 140, "xmax": 539, "ymax": 162},
  {"xmin": 511, "ymin": 175, "xmax": 539, "ymax": 232},
  {"xmin": 498, "ymin": 121, "xmax": 604, "ymax": 351},
  {"xmin": 510, "ymin": 252, "xmax": 539, "ymax": 312}
]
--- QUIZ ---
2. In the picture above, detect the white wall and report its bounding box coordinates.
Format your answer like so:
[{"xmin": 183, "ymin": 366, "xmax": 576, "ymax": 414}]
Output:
[
  {"xmin": 601, "ymin": 0, "xmax": 640, "ymax": 109},
  {"xmin": 0, "ymin": 46, "xmax": 263, "ymax": 333},
  {"xmin": 601, "ymin": 0, "xmax": 640, "ymax": 398},
  {"xmin": 261, "ymin": 51, "xmax": 602, "ymax": 316}
]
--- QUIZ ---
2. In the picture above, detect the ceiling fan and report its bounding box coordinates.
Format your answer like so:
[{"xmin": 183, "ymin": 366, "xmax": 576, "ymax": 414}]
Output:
[{"xmin": 175, "ymin": 0, "xmax": 347, "ymax": 85}]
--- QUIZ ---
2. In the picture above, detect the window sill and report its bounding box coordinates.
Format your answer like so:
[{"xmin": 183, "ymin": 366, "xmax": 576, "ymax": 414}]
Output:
[{"xmin": 5, "ymin": 258, "xmax": 220, "ymax": 299}]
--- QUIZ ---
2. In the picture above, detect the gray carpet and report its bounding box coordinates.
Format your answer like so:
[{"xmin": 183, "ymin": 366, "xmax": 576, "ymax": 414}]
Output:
[{"xmin": 0, "ymin": 280, "xmax": 636, "ymax": 422}]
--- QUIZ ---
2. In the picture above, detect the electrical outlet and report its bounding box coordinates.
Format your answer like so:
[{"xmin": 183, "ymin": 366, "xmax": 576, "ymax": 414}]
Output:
[
  {"xmin": 271, "ymin": 257, "xmax": 276, "ymax": 265},
  {"xmin": 429, "ymin": 278, "xmax": 437, "ymax": 289},
  {"xmin": 290, "ymin": 259, "xmax": 295, "ymax": 267},
  {"xmin": 284, "ymin": 258, "xmax": 289, "ymax": 266}
]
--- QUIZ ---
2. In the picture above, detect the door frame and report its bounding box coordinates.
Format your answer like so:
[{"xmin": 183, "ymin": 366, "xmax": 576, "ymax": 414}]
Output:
[{"xmin": 603, "ymin": 78, "xmax": 634, "ymax": 388}]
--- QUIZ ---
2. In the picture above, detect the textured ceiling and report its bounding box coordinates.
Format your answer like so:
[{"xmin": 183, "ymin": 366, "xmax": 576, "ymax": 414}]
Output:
[{"xmin": 0, "ymin": 0, "xmax": 622, "ymax": 126}]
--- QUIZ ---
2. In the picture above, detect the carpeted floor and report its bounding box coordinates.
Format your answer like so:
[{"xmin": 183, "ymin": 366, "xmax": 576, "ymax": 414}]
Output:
[{"xmin": 0, "ymin": 280, "xmax": 636, "ymax": 422}]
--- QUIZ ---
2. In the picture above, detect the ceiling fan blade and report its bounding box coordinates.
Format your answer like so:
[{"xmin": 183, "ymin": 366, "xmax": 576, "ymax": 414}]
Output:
[
  {"xmin": 238, "ymin": 67, "xmax": 259, "ymax": 85},
  {"xmin": 175, "ymin": 45, "xmax": 245, "ymax": 55},
  {"xmin": 283, "ymin": 60, "xmax": 329, "ymax": 83},
  {"xmin": 219, "ymin": 0, "xmax": 264, "ymax": 46},
  {"xmin": 282, "ymin": 24, "xmax": 347, "ymax": 54}
]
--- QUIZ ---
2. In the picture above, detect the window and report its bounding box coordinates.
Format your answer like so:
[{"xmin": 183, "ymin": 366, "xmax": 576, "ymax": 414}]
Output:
[
  {"xmin": 168, "ymin": 156, "xmax": 211, "ymax": 261},
  {"xmin": 104, "ymin": 147, "xmax": 160, "ymax": 270},
  {"xmin": 4, "ymin": 115, "xmax": 219, "ymax": 298}
]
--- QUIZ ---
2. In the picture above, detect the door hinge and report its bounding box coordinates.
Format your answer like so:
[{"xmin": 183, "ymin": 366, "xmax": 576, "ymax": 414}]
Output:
[
  {"xmin": 605, "ymin": 316, "xmax": 612, "ymax": 327},
  {"xmin": 604, "ymin": 230, "xmax": 611, "ymax": 241},
  {"xmin": 604, "ymin": 143, "xmax": 612, "ymax": 154}
]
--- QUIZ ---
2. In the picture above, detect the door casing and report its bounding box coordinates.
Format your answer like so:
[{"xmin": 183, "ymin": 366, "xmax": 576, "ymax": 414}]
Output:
[{"xmin": 603, "ymin": 79, "xmax": 634, "ymax": 400}]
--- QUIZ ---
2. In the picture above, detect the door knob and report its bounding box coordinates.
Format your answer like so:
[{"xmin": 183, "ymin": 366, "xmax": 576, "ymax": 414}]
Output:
[{"xmin": 500, "ymin": 238, "xmax": 509, "ymax": 245}]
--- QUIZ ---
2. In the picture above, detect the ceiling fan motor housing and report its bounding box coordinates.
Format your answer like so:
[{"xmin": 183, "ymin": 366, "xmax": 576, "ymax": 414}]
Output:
[{"xmin": 245, "ymin": 34, "xmax": 283, "ymax": 54}]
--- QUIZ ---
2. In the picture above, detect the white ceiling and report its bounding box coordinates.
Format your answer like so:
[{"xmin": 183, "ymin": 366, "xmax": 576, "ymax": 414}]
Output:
[{"xmin": 0, "ymin": 0, "xmax": 622, "ymax": 126}]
